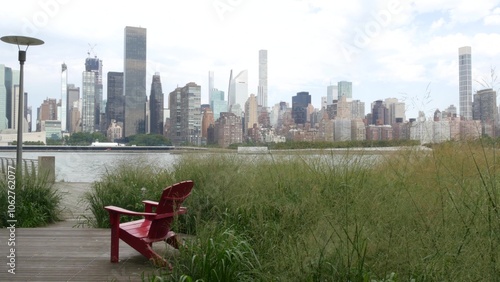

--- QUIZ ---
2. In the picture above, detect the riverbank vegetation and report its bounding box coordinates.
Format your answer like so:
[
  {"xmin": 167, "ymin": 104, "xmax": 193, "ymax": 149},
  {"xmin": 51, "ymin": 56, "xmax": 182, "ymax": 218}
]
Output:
[
  {"xmin": 82, "ymin": 141, "xmax": 500, "ymax": 281},
  {"xmin": 0, "ymin": 173, "xmax": 62, "ymax": 227}
]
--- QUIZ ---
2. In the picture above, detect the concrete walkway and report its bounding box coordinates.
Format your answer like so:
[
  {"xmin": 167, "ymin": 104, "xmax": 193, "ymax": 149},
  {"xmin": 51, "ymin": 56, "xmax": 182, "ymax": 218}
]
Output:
[{"xmin": 52, "ymin": 182, "xmax": 93, "ymax": 227}]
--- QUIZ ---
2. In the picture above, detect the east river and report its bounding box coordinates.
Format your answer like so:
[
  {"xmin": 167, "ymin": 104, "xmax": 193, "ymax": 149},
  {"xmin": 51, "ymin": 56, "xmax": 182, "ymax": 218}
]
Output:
[
  {"xmin": 0, "ymin": 151, "xmax": 181, "ymax": 182},
  {"xmin": 0, "ymin": 149, "xmax": 394, "ymax": 183}
]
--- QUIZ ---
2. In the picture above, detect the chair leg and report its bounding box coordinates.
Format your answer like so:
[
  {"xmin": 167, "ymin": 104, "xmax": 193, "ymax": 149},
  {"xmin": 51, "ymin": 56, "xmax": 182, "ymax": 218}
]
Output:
[
  {"xmin": 109, "ymin": 214, "xmax": 120, "ymax": 263},
  {"xmin": 144, "ymin": 244, "xmax": 173, "ymax": 270},
  {"xmin": 165, "ymin": 232, "xmax": 182, "ymax": 249}
]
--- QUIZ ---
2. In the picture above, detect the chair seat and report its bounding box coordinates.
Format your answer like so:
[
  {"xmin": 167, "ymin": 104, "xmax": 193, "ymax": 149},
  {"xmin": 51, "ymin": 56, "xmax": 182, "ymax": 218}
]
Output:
[{"xmin": 120, "ymin": 219, "xmax": 176, "ymax": 244}]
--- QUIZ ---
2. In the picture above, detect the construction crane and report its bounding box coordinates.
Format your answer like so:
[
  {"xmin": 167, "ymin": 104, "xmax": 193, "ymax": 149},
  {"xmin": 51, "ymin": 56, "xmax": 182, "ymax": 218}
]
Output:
[{"xmin": 87, "ymin": 43, "xmax": 97, "ymax": 58}]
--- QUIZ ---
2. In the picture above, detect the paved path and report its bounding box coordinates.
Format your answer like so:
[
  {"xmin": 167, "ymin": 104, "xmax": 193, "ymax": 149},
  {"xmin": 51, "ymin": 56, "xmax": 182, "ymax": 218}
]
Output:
[{"xmin": 52, "ymin": 182, "xmax": 93, "ymax": 227}]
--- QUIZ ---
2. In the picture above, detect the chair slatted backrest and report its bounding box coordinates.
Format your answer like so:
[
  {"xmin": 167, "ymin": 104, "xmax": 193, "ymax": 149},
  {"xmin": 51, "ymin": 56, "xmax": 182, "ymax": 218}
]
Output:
[{"xmin": 147, "ymin": 180, "xmax": 193, "ymax": 240}]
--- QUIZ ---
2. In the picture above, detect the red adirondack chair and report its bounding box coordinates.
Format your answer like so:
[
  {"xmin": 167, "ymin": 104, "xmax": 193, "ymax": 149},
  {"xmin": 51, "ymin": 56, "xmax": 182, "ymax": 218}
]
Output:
[{"xmin": 104, "ymin": 180, "xmax": 193, "ymax": 268}]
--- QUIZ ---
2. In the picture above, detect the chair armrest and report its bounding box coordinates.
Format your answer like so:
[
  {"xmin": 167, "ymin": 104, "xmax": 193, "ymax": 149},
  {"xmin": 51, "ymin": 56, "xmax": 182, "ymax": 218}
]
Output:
[
  {"xmin": 142, "ymin": 200, "xmax": 159, "ymax": 213},
  {"xmin": 142, "ymin": 200, "xmax": 159, "ymax": 206},
  {"xmin": 105, "ymin": 206, "xmax": 156, "ymax": 217},
  {"xmin": 153, "ymin": 207, "xmax": 188, "ymax": 219}
]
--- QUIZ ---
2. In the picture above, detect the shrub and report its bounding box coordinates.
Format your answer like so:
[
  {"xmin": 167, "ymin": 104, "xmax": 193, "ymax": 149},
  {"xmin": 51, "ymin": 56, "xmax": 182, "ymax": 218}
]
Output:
[{"xmin": 0, "ymin": 172, "xmax": 62, "ymax": 227}]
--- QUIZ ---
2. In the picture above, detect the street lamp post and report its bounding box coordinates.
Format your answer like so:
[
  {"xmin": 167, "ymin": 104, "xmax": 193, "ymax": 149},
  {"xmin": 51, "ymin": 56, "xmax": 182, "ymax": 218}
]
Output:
[{"xmin": 1, "ymin": 35, "xmax": 44, "ymax": 179}]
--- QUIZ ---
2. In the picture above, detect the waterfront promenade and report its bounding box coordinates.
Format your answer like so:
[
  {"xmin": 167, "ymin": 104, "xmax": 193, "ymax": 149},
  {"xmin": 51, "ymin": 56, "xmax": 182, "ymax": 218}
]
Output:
[{"xmin": 0, "ymin": 182, "xmax": 171, "ymax": 281}]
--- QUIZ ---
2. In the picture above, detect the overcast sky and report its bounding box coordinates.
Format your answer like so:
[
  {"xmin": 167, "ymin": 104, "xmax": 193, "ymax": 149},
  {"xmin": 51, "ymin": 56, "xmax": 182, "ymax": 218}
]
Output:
[{"xmin": 1, "ymin": 0, "xmax": 500, "ymax": 120}]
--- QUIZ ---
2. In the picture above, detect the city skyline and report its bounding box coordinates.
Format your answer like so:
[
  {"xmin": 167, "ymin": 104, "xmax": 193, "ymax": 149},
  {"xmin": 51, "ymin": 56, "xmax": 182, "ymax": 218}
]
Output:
[{"xmin": 1, "ymin": 0, "xmax": 500, "ymax": 121}]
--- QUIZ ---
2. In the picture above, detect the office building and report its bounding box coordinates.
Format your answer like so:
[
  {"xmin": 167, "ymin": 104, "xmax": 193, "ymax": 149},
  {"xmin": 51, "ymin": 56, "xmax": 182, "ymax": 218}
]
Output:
[
  {"xmin": 473, "ymin": 88, "xmax": 498, "ymax": 136},
  {"xmin": 211, "ymin": 88, "xmax": 226, "ymax": 119},
  {"xmin": 292, "ymin": 92, "xmax": 311, "ymax": 125},
  {"xmin": 338, "ymin": 81, "xmax": 352, "ymax": 100},
  {"xmin": 0, "ymin": 66, "xmax": 10, "ymax": 130},
  {"xmin": 229, "ymin": 70, "xmax": 248, "ymax": 116},
  {"xmin": 82, "ymin": 71, "xmax": 96, "ymax": 132},
  {"xmin": 209, "ymin": 71, "xmax": 214, "ymax": 104},
  {"xmin": 168, "ymin": 82, "xmax": 201, "ymax": 145},
  {"xmin": 245, "ymin": 93, "xmax": 258, "ymax": 133},
  {"xmin": 149, "ymin": 73, "xmax": 164, "ymax": 135},
  {"xmin": 124, "ymin": 26, "xmax": 147, "ymax": 136},
  {"xmin": 85, "ymin": 57, "xmax": 103, "ymax": 131},
  {"xmin": 67, "ymin": 84, "xmax": 80, "ymax": 133},
  {"xmin": 327, "ymin": 84, "xmax": 337, "ymax": 105}
]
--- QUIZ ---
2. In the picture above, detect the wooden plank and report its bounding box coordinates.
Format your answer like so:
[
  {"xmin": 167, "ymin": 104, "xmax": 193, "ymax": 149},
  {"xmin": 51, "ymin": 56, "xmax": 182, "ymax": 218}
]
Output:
[{"xmin": 0, "ymin": 227, "xmax": 172, "ymax": 281}]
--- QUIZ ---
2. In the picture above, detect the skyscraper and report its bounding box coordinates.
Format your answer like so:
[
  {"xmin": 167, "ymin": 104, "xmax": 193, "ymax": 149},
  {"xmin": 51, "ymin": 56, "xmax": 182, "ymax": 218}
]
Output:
[
  {"xmin": 85, "ymin": 57, "xmax": 103, "ymax": 131},
  {"xmin": 149, "ymin": 73, "xmax": 164, "ymax": 135},
  {"xmin": 210, "ymin": 88, "xmax": 226, "ymax": 120},
  {"xmin": 67, "ymin": 84, "xmax": 80, "ymax": 133},
  {"xmin": 258, "ymin": 50, "xmax": 268, "ymax": 108},
  {"xmin": 338, "ymin": 81, "xmax": 352, "ymax": 100},
  {"xmin": 292, "ymin": 92, "xmax": 311, "ymax": 125},
  {"xmin": 209, "ymin": 71, "xmax": 214, "ymax": 105},
  {"xmin": 4, "ymin": 66, "xmax": 13, "ymax": 129},
  {"xmin": 106, "ymin": 72, "xmax": 124, "ymax": 131},
  {"xmin": 168, "ymin": 82, "xmax": 201, "ymax": 145},
  {"xmin": 327, "ymin": 84, "xmax": 337, "ymax": 105},
  {"xmin": 229, "ymin": 70, "xmax": 248, "ymax": 116},
  {"xmin": 245, "ymin": 93, "xmax": 258, "ymax": 132},
  {"xmin": 124, "ymin": 26, "xmax": 147, "ymax": 136},
  {"xmin": 459, "ymin": 46, "xmax": 472, "ymax": 120},
  {"xmin": 82, "ymin": 71, "xmax": 96, "ymax": 132},
  {"xmin": 473, "ymin": 88, "xmax": 497, "ymax": 136},
  {"xmin": 61, "ymin": 63, "xmax": 68, "ymax": 131},
  {"xmin": 0, "ymin": 65, "xmax": 10, "ymax": 130}
]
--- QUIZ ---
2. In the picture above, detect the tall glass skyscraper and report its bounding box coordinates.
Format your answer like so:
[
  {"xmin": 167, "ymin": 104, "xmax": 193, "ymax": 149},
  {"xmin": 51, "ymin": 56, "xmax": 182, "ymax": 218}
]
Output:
[
  {"xmin": 124, "ymin": 26, "xmax": 147, "ymax": 136},
  {"xmin": 85, "ymin": 57, "xmax": 103, "ymax": 131},
  {"xmin": 208, "ymin": 70, "xmax": 214, "ymax": 105},
  {"xmin": 459, "ymin": 46, "xmax": 472, "ymax": 120},
  {"xmin": 292, "ymin": 91, "xmax": 311, "ymax": 125},
  {"xmin": 229, "ymin": 70, "xmax": 248, "ymax": 117},
  {"xmin": 82, "ymin": 71, "xmax": 96, "ymax": 132},
  {"xmin": 338, "ymin": 81, "xmax": 352, "ymax": 100},
  {"xmin": 61, "ymin": 63, "xmax": 68, "ymax": 131},
  {"xmin": 258, "ymin": 50, "xmax": 268, "ymax": 108},
  {"xmin": 149, "ymin": 73, "xmax": 164, "ymax": 135},
  {"xmin": 327, "ymin": 84, "xmax": 337, "ymax": 105},
  {"xmin": 106, "ymin": 72, "xmax": 124, "ymax": 129}
]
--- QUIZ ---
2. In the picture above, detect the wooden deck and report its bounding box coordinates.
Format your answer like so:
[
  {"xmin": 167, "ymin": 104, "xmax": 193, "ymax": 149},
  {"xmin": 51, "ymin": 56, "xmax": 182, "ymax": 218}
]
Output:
[{"xmin": 0, "ymin": 224, "xmax": 175, "ymax": 281}]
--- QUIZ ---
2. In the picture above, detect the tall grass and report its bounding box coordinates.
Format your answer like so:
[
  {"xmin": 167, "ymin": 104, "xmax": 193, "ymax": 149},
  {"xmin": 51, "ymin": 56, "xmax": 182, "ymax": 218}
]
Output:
[
  {"xmin": 0, "ymin": 172, "xmax": 62, "ymax": 227},
  {"xmin": 83, "ymin": 143, "xmax": 500, "ymax": 280},
  {"xmin": 80, "ymin": 161, "xmax": 177, "ymax": 228}
]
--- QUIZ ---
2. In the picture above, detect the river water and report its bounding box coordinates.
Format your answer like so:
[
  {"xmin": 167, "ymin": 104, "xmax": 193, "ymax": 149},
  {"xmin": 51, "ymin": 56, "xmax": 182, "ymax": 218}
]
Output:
[
  {"xmin": 0, "ymin": 150, "xmax": 385, "ymax": 183},
  {"xmin": 0, "ymin": 151, "xmax": 181, "ymax": 183}
]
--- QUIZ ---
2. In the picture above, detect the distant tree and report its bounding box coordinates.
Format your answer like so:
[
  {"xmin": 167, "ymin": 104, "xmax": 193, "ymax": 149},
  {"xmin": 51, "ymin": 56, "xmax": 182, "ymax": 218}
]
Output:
[
  {"xmin": 24, "ymin": 141, "xmax": 45, "ymax": 145},
  {"xmin": 127, "ymin": 134, "xmax": 172, "ymax": 146},
  {"xmin": 67, "ymin": 132, "xmax": 107, "ymax": 145},
  {"xmin": 46, "ymin": 139, "xmax": 63, "ymax": 145}
]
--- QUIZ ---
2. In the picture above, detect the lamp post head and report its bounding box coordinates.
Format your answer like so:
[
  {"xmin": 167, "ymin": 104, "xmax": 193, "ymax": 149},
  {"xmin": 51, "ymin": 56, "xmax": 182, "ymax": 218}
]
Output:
[
  {"xmin": 1, "ymin": 35, "xmax": 44, "ymax": 63},
  {"xmin": 1, "ymin": 35, "xmax": 44, "ymax": 46}
]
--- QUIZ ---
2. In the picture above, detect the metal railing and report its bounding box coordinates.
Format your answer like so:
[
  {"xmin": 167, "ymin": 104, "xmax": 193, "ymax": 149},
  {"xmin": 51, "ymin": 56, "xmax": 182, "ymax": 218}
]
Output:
[{"xmin": 0, "ymin": 157, "xmax": 39, "ymax": 178}]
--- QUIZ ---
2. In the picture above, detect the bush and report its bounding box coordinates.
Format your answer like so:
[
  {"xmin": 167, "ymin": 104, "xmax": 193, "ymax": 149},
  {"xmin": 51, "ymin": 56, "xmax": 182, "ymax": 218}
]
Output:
[{"xmin": 0, "ymin": 173, "xmax": 62, "ymax": 227}]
